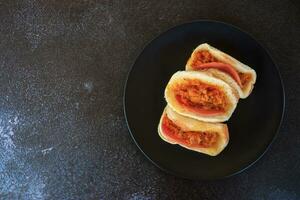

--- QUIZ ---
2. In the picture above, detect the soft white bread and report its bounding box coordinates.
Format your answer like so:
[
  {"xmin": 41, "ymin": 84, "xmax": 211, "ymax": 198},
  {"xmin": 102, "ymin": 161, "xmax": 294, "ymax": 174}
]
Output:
[
  {"xmin": 158, "ymin": 106, "xmax": 229, "ymax": 156},
  {"xmin": 186, "ymin": 43, "xmax": 256, "ymax": 98},
  {"xmin": 165, "ymin": 71, "xmax": 238, "ymax": 122},
  {"xmin": 203, "ymin": 68, "xmax": 240, "ymax": 99}
]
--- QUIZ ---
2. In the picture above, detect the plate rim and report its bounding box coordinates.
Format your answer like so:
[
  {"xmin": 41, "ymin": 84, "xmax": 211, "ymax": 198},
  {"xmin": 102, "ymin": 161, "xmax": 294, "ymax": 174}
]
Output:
[{"xmin": 123, "ymin": 20, "xmax": 286, "ymax": 180}]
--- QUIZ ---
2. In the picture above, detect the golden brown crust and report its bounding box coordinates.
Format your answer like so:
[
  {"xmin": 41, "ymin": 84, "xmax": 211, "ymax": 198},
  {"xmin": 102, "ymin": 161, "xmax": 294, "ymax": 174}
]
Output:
[
  {"xmin": 165, "ymin": 71, "xmax": 238, "ymax": 122},
  {"xmin": 186, "ymin": 43, "xmax": 257, "ymax": 98},
  {"xmin": 203, "ymin": 68, "xmax": 240, "ymax": 99},
  {"xmin": 158, "ymin": 106, "xmax": 229, "ymax": 156}
]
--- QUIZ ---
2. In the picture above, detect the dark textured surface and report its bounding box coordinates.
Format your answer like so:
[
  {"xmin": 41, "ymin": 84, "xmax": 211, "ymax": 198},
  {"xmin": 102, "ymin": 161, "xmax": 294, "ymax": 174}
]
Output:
[{"xmin": 0, "ymin": 0, "xmax": 299, "ymax": 199}]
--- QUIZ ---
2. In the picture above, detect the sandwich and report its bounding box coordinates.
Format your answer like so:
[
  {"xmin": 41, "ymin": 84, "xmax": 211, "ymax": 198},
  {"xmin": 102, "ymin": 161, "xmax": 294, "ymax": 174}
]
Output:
[
  {"xmin": 158, "ymin": 106, "xmax": 229, "ymax": 156},
  {"xmin": 186, "ymin": 43, "xmax": 256, "ymax": 98},
  {"xmin": 165, "ymin": 71, "xmax": 238, "ymax": 122}
]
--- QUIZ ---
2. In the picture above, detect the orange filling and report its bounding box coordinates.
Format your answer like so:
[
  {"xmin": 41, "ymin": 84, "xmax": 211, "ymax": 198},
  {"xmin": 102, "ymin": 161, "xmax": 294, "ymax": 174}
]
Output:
[
  {"xmin": 173, "ymin": 79, "xmax": 227, "ymax": 115},
  {"xmin": 162, "ymin": 114, "xmax": 218, "ymax": 148},
  {"xmin": 191, "ymin": 50, "xmax": 251, "ymax": 88},
  {"xmin": 239, "ymin": 72, "xmax": 252, "ymax": 86},
  {"xmin": 192, "ymin": 50, "xmax": 218, "ymax": 65}
]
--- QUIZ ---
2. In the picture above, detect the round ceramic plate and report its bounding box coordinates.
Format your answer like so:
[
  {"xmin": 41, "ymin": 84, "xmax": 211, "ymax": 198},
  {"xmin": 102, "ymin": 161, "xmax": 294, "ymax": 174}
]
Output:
[{"xmin": 123, "ymin": 21, "xmax": 285, "ymax": 180}]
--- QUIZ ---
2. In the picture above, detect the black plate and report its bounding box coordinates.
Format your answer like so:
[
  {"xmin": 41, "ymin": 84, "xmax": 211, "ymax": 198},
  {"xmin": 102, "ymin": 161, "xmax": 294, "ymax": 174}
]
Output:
[{"xmin": 123, "ymin": 21, "xmax": 285, "ymax": 180}]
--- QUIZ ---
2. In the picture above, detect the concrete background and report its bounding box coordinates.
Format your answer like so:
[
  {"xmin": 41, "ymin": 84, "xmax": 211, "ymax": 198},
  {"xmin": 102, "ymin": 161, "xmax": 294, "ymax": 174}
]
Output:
[{"xmin": 0, "ymin": 0, "xmax": 299, "ymax": 199}]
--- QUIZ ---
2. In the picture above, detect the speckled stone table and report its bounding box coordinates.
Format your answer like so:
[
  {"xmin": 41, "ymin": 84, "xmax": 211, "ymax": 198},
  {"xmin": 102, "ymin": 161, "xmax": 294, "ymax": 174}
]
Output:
[{"xmin": 0, "ymin": 0, "xmax": 299, "ymax": 199}]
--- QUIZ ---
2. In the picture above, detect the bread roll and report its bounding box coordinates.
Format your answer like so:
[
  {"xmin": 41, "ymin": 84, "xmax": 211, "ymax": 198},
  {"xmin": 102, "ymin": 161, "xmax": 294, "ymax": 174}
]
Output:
[
  {"xmin": 186, "ymin": 43, "xmax": 256, "ymax": 98},
  {"xmin": 158, "ymin": 106, "xmax": 229, "ymax": 156},
  {"xmin": 165, "ymin": 71, "xmax": 238, "ymax": 122}
]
